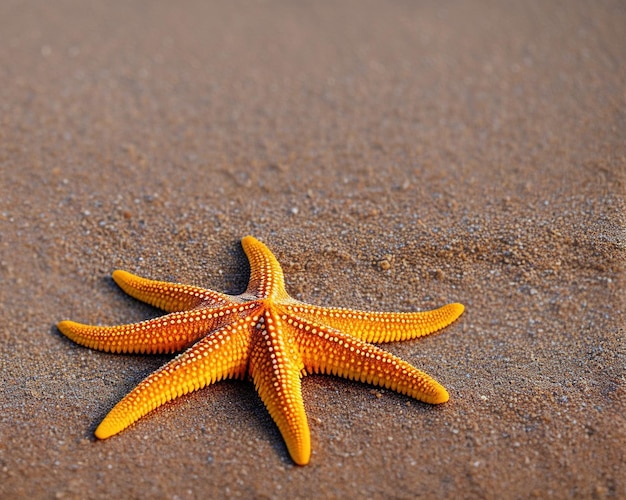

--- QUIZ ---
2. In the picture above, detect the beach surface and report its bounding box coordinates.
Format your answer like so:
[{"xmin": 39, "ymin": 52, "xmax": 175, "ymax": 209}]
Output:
[{"xmin": 1, "ymin": 1, "xmax": 624, "ymax": 498}]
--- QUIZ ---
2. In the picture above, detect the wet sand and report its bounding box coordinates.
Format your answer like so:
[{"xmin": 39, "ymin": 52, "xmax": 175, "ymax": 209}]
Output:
[{"xmin": 1, "ymin": 1, "xmax": 624, "ymax": 498}]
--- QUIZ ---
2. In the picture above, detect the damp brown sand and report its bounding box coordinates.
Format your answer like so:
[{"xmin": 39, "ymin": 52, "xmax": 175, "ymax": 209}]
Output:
[{"xmin": 0, "ymin": 2, "xmax": 624, "ymax": 498}]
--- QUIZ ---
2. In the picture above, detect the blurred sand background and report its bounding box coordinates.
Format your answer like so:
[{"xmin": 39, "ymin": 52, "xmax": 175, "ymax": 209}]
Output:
[{"xmin": 0, "ymin": 1, "xmax": 624, "ymax": 498}]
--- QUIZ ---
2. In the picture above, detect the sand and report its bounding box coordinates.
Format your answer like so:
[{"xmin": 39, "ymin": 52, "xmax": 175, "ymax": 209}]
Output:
[{"xmin": 1, "ymin": 1, "xmax": 624, "ymax": 498}]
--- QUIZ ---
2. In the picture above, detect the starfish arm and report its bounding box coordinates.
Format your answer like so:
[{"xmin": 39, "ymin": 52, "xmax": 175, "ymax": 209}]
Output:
[
  {"xmin": 57, "ymin": 303, "xmax": 255, "ymax": 354},
  {"xmin": 282, "ymin": 302, "xmax": 464, "ymax": 344},
  {"xmin": 112, "ymin": 270, "xmax": 235, "ymax": 312},
  {"xmin": 95, "ymin": 318, "xmax": 252, "ymax": 440},
  {"xmin": 289, "ymin": 317, "xmax": 449, "ymax": 405},
  {"xmin": 249, "ymin": 310, "xmax": 311, "ymax": 465},
  {"xmin": 241, "ymin": 236, "xmax": 288, "ymax": 300}
]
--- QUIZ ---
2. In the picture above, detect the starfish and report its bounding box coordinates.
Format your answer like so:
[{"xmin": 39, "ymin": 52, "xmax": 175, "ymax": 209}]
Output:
[{"xmin": 58, "ymin": 236, "xmax": 464, "ymax": 465}]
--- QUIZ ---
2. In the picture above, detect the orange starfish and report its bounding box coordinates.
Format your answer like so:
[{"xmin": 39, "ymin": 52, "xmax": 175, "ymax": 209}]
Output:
[{"xmin": 58, "ymin": 236, "xmax": 464, "ymax": 465}]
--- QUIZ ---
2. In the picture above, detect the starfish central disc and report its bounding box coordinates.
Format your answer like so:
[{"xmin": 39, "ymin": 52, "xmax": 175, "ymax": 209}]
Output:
[{"xmin": 58, "ymin": 235, "xmax": 464, "ymax": 465}]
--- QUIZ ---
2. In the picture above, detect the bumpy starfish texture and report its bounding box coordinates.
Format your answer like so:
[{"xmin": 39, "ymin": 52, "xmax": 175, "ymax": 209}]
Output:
[{"xmin": 58, "ymin": 236, "xmax": 464, "ymax": 465}]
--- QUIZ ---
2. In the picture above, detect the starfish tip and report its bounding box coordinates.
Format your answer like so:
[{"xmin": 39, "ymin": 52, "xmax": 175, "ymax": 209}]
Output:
[
  {"xmin": 57, "ymin": 320, "xmax": 77, "ymax": 335},
  {"xmin": 241, "ymin": 235, "xmax": 262, "ymax": 249},
  {"xmin": 293, "ymin": 456, "xmax": 310, "ymax": 466},
  {"xmin": 290, "ymin": 448, "xmax": 311, "ymax": 466},
  {"xmin": 94, "ymin": 427, "xmax": 109, "ymax": 440},
  {"xmin": 94, "ymin": 420, "xmax": 119, "ymax": 440},
  {"xmin": 453, "ymin": 302, "xmax": 465, "ymax": 318},
  {"xmin": 434, "ymin": 388, "xmax": 450, "ymax": 404},
  {"xmin": 111, "ymin": 269, "xmax": 132, "ymax": 285}
]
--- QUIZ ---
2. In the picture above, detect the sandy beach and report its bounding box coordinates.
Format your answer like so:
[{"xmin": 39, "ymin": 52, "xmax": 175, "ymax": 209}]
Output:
[{"xmin": 1, "ymin": 1, "xmax": 624, "ymax": 498}]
